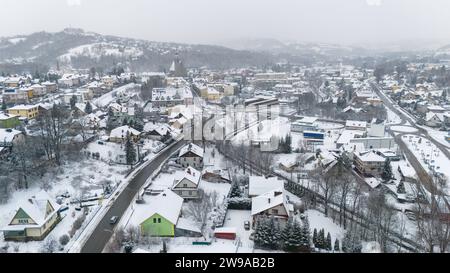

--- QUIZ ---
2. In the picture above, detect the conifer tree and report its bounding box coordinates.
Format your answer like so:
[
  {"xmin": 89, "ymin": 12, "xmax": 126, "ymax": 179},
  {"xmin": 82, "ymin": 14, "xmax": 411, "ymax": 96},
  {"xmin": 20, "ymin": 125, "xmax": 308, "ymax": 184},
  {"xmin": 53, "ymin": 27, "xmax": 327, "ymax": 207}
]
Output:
[
  {"xmin": 313, "ymin": 228, "xmax": 318, "ymax": 247},
  {"xmin": 229, "ymin": 182, "xmax": 242, "ymax": 198},
  {"xmin": 125, "ymin": 133, "xmax": 136, "ymax": 168},
  {"xmin": 334, "ymin": 238, "xmax": 340, "ymax": 252},
  {"xmin": 326, "ymin": 232, "xmax": 332, "ymax": 251},
  {"xmin": 84, "ymin": 101, "xmax": 93, "ymax": 114},
  {"xmin": 397, "ymin": 181, "xmax": 406, "ymax": 194},
  {"xmin": 381, "ymin": 158, "xmax": 392, "ymax": 182},
  {"xmin": 299, "ymin": 216, "xmax": 311, "ymax": 252}
]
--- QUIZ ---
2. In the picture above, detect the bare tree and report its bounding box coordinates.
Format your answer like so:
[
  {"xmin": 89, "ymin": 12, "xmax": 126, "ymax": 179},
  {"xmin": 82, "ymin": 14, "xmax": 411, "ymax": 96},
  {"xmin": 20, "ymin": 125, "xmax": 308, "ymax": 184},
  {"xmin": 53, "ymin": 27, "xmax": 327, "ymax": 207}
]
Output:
[
  {"xmin": 311, "ymin": 166, "xmax": 337, "ymax": 217},
  {"xmin": 186, "ymin": 189, "xmax": 213, "ymax": 232},
  {"xmin": 337, "ymin": 173, "xmax": 354, "ymax": 228},
  {"xmin": 36, "ymin": 104, "xmax": 71, "ymax": 165},
  {"xmin": 413, "ymin": 175, "xmax": 450, "ymax": 253}
]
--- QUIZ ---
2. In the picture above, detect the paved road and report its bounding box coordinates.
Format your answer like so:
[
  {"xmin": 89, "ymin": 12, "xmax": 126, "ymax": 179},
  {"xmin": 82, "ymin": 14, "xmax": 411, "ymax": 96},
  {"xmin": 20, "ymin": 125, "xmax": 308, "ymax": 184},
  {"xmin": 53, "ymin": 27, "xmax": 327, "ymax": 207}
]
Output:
[
  {"xmin": 80, "ymin": 139, "xmax": 186, "ymax": 253},
  {"xmin": 371, "ymin": 82, "xmax": 450, "ymax": 159},
  {"xmin": 371, "ymin": 82, "xmax": 450, "ymax": 201}
]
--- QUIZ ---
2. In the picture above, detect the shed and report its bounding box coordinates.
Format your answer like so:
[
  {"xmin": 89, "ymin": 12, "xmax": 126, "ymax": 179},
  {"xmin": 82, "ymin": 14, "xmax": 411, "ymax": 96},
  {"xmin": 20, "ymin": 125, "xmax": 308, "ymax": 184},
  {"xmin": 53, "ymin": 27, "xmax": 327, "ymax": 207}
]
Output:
[{"xmin": 213, "ymin": 227, "xmax": 237, "ymax": 240}]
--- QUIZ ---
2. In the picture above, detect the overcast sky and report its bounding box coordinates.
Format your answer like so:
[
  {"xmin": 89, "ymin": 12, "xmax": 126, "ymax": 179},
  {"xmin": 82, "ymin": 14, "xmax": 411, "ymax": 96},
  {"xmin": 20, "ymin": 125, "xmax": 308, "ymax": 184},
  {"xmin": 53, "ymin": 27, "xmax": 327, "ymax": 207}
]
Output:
[{"xmin": 1, "ymin": 0, "xmax": 450, "ymax": 47}]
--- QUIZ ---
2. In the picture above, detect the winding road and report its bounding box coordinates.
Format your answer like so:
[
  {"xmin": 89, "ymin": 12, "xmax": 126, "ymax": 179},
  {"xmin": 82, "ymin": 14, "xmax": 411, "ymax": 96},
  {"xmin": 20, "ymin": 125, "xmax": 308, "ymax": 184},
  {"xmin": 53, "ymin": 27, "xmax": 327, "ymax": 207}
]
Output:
[{"xmin": 80, "ymin": 139, "xmax": 186, "ymax": 253}]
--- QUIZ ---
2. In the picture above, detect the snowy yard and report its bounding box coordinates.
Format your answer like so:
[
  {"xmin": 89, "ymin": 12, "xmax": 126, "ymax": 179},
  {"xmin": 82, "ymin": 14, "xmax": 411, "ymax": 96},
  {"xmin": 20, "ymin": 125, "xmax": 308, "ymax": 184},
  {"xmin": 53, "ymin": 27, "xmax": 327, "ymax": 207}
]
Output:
[
  {"xmin": 0, "ymin": 157, "xmax": 128, "ymax": 253},
  {"xmin": 402, "ymin": 134, "xmax": 450, "ymax": 194}
]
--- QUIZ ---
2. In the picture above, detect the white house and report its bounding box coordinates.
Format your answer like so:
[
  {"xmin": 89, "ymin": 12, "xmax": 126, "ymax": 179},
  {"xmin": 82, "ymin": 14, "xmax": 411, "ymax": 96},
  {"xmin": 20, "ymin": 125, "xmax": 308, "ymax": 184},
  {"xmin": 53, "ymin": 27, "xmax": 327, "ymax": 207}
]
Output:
[
  {"xmin": 172, "ymin": 167, "xmax": 201, "ymax": 199},
  {"xmin": 251, "ymin": 189, "xmax": 294, "ymax": 228},
  {"xmin": 178, "ymin": 143, "xmax": 204, "ymax": 169},
  {"xmin": 2, "ymin": 191, "xmax": 61, "ymax": 241},
  {"xmin": 109, "ymin": 125, "xmax": 141, "ymax": 143}
]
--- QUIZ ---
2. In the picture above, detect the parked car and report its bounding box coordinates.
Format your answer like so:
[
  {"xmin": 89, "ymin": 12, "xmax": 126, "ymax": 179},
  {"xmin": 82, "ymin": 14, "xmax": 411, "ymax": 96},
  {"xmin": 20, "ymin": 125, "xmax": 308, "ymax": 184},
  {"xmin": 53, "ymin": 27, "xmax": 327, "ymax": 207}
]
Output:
[
  {"xmin": 244, "ymin": 221, "xmax": 250, "ymax": 230},
  {"xmin": 110, "ymin": 216, "xmax": 119, "ymax": 225},
  {"xmin": 58, "ymin": 206, "xmax": 69, "ymax": 213}
]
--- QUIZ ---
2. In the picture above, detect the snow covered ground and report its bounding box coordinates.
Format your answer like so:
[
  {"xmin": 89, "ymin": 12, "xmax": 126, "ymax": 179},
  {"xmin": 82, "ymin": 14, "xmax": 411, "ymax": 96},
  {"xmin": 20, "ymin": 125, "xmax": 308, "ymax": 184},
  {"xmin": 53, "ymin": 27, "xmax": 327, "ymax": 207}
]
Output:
[
  {"xmin": 390, "ymin": 125, "xmax": 418, "ymax": 133},
  {"xmin": 0, "ymin": 158, "xmax": 128, "ymax": 252},
  {"xmin": 306, "ymin": 209, "xmax": 345, "ymax": 249},
  {"xmin": 386, "ymin": 107, "xmax": 402, "ymax": 125},
  {"xmin": 402, "ymin": 134, "xmax": 450, "ymax": 194}
]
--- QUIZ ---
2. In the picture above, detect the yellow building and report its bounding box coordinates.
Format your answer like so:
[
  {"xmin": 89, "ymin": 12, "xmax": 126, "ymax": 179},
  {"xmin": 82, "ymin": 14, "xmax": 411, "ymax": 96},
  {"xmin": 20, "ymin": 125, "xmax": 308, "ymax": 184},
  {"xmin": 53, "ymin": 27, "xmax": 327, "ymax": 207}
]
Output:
[
  {"xmin": 7, "ymin": 104, "xmax": 39, "ymax": 119},
  {"xmin": 19, "ymin": 87, "xmax": 34, "ymax": 99}
]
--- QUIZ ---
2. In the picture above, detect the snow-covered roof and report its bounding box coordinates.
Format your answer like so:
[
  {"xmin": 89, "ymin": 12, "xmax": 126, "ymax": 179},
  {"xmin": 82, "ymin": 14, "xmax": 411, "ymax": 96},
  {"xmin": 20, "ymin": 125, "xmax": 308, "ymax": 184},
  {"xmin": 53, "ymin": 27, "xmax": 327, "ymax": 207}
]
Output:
[
  {"xmin": 179, "ymin": 143, "xmax": 204, "ymax": 158},
  {"xmin": 176, "ymin": 217, "xmax": 201, "ymax": 233},
  {"xmin": 397, "ymin": 162, "xmax": 417, "ymax": 180},
  {"xmin": 355, "ymin": 151, "xmax": 385, "ymax": 162},
  {"xmin": 2, "ymin": 190, "xmax": 61, "ymax": 230},
  {"xmin": 249, "ymin": 176, "xmax": 284, "ymax": 197},
  {"xmin": 345, "ymin": 120, "xmax": 367, "ymax": 128},
  {"xmin": 134, "ymin": 189, "xmax": 183, "ymax": 225},
  {"xmin": 336, "ymin": 130, "xmax": 365, "ymax": 145},
  {"xmin": 7, "ymin": 104, "xmax": 38, "ymax": 110},
  {"xmin": 364, "ymin": 177, "xmax": 381, "ymax": 189},
  {"xmin": 144, "ymin": 123, "xmax": 172, "ymax": 136},
  {"xmin": 173, "ymin": 167, "xmax": 201, "ymax": 188},
  {"xmin": 214, "ymin": 227, "xmax": 237, "ymax": 234},
  {"xmin": 0, "ymin": 128, "xmax": 22, "ymax": 143},
  {"xmin": 251, "ymin": 188, "xmax": 291, "ymax": 216},
  {"xmin": 0, "ymin": 112, "xmax": 18, "ymax": 120},
  {"xmin": 110, "ymin": 125, "xmax": 141, "ymax": 139}
]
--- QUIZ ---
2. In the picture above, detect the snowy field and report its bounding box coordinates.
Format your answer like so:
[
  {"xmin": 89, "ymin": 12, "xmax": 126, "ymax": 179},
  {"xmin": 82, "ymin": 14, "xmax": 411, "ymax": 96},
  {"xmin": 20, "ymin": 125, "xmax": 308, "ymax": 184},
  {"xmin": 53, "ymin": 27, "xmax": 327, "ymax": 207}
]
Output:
[
  {"xmin": 0, "ymin": 158, "xmax": 128, "ymax": 252},
  {"xmin": 390, "ymin": 125, "xmax": 418, "ymax": 133},
  {"xmin": 386, "ymin": 107, "xmax": 402, "ymax": 125},
  {"xmin": 402, "ymin": 134, "xmax": 450, "ymax": 194}
]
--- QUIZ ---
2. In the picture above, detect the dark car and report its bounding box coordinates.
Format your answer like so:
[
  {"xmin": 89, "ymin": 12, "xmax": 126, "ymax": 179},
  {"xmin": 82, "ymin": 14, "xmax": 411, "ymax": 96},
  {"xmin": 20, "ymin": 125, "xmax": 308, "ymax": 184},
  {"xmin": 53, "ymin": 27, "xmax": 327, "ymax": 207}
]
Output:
[
  {"xmin": 110, "ymin": 216, "xmax": 119, "ymax": 225},
  {"xmin": 244, "ymin": 221, "xmax": 250, "ymax": 230}
]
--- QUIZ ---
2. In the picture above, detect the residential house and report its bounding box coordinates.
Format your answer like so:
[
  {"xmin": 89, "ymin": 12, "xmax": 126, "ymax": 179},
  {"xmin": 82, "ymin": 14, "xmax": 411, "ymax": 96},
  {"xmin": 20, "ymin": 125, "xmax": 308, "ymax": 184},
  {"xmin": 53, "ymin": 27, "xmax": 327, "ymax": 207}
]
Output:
[
  {"xmin": 135, "ymin": 189, "xmax": 183, "ymax": 237},
  {"xmin": 354, "ymin": 151, "xmax": 386, "ymax": 177},
  {"xmin": 178, "ymin": 143, "xmax": 204, "ymax": 169},
  {"xmin": 42, "ymin": 82, "xmax": 58, "ymax": 93},
  {"xmin": 0, "ymin": 113, "xmax": 20, "ymax": 128},
  {"xmin": 201, "ymin": 169, "xmax": 231, "ymax": 183},
  {"xmin": 144, "ymin": 123, "xmax": 172, "ymax": 141},
  {"xmin": 2, "ymin": 88, "xmax": 29, "ymax": 104},
  {"xmin": 425, "ymin": 112, "xmax": 444, "ymax": 127},
  {"xmin": 109, "ymin": 125, "xmax": 141, "ymax": 143},
  {"xmin": 172, "ymin": 167, "xmax": 201, "ymax": 199},
  {"xmin": 1, "ymin": 191, "xmax": 61, "ymax": 241},
  {"xmin": 7, "ymin": 104, "xmax": 39, "ymax": 119},
  {"xmin": 30, "ymin": 84, "xmax": 46, "ymax": 97},
  {"xmin": 251, "ymin": 189, "xmax": 294, "ymax": 228}
]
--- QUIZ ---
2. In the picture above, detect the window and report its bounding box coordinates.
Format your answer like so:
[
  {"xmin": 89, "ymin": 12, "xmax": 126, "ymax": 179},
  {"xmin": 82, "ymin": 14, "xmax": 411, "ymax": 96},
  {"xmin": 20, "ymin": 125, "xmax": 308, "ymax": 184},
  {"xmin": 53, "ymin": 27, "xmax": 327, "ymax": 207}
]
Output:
[
  {"xmin": 158, "ymin": 218, "xmax": 161, "ymax": 223},
  {"xmin": 153, "ymin": 218, "xmax": 157, "ymax": 223},
  {"xmin": 18, "ymin": 219, "xmax": 28, "ymax": 224},
  {"xmin": 272, "ymin": 209, "xmax": 279, "ymax": 214},
  {"xmin": 183, "ymin": 183, "xmax": 187, "ymax": 188}
]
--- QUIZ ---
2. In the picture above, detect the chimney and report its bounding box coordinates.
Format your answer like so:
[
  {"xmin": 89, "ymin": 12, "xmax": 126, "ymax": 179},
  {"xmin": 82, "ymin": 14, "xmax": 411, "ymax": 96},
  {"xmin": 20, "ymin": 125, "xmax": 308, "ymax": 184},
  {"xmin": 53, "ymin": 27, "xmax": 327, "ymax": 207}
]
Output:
[{"xmin": 268, "ymin": 198, "xmax": 271, "ymax": 204}]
